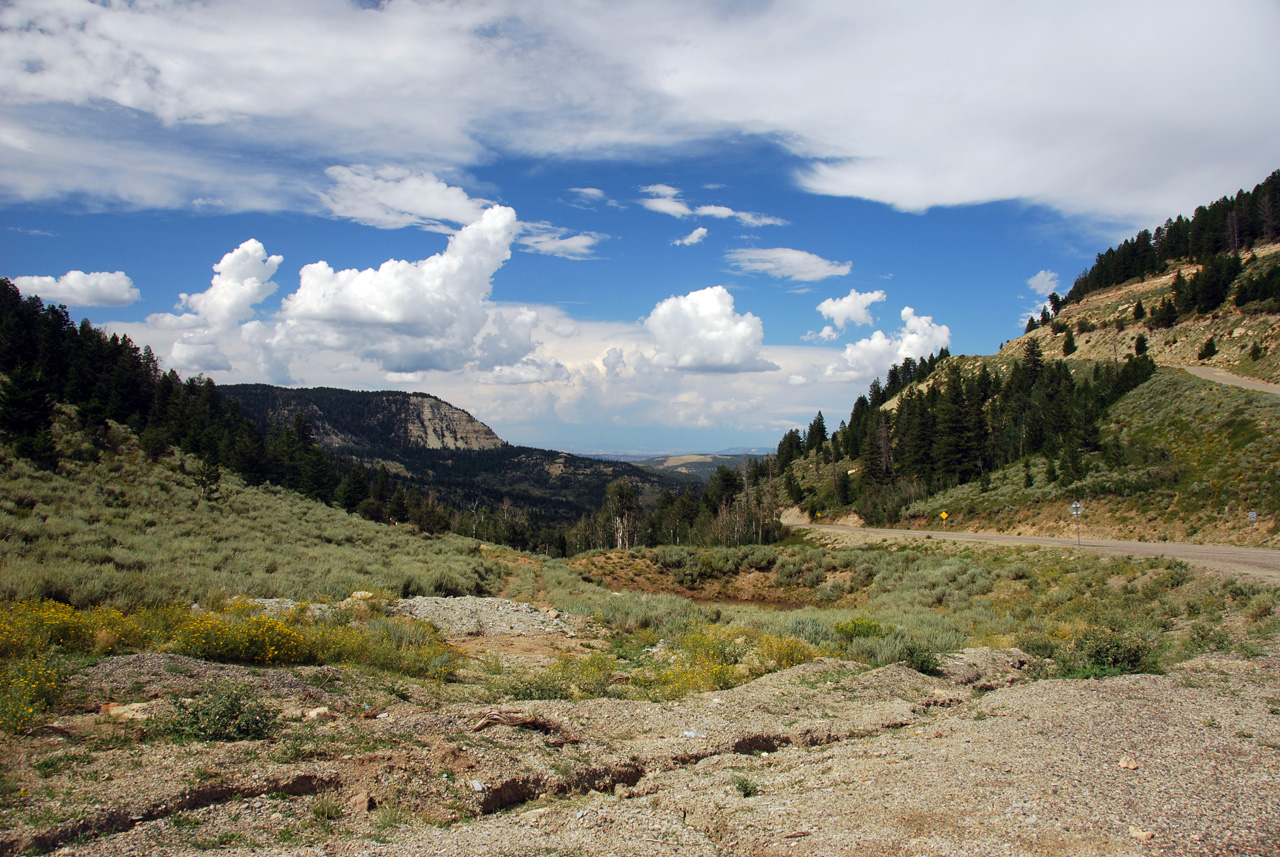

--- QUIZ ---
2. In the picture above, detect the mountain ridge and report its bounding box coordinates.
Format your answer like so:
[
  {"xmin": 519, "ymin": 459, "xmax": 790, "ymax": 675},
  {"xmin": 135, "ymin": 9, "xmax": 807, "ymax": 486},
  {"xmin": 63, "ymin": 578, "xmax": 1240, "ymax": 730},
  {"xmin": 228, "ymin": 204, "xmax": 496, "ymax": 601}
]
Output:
[
  {"xmin": 220, "ymin": 384, "xmax": 505, "ymax": 457},
  {"xmin": 220, "ymin": 383, "xmax": 689, "ymax": 530}
]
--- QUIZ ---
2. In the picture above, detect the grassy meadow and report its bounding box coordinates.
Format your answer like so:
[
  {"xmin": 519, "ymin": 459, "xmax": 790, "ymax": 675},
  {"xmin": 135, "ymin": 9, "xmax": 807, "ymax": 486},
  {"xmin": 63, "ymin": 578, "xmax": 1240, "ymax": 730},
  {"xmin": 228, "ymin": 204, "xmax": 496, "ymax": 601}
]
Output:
[
  {"xmin": 0, "ymin": 431, "xmax": 504, "ymax": 610},
  {"xmin": 1, "ymin": 416, "xmax": 1277, "ymax": 734}
]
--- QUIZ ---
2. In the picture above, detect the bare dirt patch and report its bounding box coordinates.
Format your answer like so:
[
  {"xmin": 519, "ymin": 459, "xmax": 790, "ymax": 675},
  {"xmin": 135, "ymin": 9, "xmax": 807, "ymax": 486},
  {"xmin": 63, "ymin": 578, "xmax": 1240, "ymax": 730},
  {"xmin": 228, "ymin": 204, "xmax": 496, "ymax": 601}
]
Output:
[{"xmin": 3, "ymin": 602, "xmax": 1278, "ymax": 857}]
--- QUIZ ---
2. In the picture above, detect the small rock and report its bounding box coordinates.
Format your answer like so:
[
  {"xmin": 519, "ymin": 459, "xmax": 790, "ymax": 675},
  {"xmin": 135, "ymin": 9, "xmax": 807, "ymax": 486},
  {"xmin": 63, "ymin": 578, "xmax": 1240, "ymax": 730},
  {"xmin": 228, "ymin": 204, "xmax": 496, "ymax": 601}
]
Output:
[
  {"xmin": 376, "ymin": 711, "xmax": 389, "ymax": 719},
  {"xmin": 1119, "ymin": 756, "xmax": 1139, "ymax": 770},
  {"xmin": 100, "ymin": 702, "xmax": 151, "ymax": 721},
  {"xmin": 469, "ymin": 780, "xmax": 486, "ymax": 792},
  {"xmin": 305, "ymin": 706, "xmax": 336, "ymax": 722},
  {"xmin": 270, "ymin": 812, "xmax": 283, "ymax": 822},
  {"xmin": 346, "ymin": 791, "xmax": 372, "ymax": 814},
  {"xmin": 350, "ymin": 590, "xmax": 374, "ymax": 600},
  {"xmin": 1129, "ymin": 826, "xmax": 1156, "ymax": 841}
]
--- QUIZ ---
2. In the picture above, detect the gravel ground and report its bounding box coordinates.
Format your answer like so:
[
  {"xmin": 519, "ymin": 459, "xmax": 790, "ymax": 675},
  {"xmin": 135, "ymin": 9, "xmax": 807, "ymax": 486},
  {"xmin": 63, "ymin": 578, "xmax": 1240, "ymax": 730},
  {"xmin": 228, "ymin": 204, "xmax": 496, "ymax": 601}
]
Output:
[
  {"xmin": 3, "ymin": 633, "xmax": 1277, "ymax": 857},
  {"xmin": 387, "ymin": 596, "xmax": 574, "ymax": 638}
]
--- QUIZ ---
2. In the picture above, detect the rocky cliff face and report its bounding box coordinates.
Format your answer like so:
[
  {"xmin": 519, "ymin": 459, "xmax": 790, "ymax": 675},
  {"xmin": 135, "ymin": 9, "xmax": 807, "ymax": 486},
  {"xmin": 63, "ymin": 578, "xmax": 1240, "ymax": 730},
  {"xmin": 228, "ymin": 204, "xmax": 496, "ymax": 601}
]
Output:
[
  {"xmin": 220, "ymin": 385, "xmax": 504, "ymax": 455},
  {"xmin": 388, "ymin": 393, "xmax": 504, "ymax": 451}
]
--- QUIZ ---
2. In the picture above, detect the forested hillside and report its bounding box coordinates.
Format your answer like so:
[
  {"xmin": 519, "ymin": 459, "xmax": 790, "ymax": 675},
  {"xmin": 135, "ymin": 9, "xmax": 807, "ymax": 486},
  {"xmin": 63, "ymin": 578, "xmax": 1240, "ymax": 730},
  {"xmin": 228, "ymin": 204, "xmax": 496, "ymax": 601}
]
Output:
[
  {"xmin": 0, "ymin": 281, "xmax": 689, "ymax": 556},
  {"xmin": 770, "ymin": 346, "xmax": 1157, "ymax": 526},
  {"xmin": 0, "ymin": 279, "xmax": 335, "ymax": 500},
  {"xmin": 1064, "ymin": 168, "xmax": 1280, "ymax": 305}
]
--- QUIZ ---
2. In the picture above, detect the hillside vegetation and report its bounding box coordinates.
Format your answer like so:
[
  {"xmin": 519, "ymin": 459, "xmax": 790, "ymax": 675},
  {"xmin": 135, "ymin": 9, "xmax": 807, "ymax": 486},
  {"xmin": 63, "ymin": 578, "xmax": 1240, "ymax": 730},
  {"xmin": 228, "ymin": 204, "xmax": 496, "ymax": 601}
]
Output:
[
  {"xmin": 766, "ymin": 232, "xmax": 1280, "ymax": 543},
  {"xmin": 903, "ymin": 368, "xmax": 1280, "ymax": 546},
  {"xmin": 1064, "ymin": 167, "xmax": 1280, "ymax": 304},
  {"xmin": 3, "ymin": 284, "xmax": 1280, "ymax": 853},
  {"xmin": 1017, "ymin": 241, "xmax": 1280, "ymax": 384},
  {"xmin": 0, "ymin": 422, "xmax": 506, "ymax": 610}
]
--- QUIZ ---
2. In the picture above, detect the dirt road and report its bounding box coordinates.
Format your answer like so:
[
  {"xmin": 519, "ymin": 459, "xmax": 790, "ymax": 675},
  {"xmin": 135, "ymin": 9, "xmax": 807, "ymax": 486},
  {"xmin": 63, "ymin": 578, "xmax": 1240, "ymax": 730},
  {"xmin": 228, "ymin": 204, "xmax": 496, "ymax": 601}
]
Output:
[
  {"xmin": 1178, "ymin": 364, "xmax": 1280, "ymax": 395},
  {"xmin": 805, "ymin": 523, "xmax": 1280, "ymax": 585}
]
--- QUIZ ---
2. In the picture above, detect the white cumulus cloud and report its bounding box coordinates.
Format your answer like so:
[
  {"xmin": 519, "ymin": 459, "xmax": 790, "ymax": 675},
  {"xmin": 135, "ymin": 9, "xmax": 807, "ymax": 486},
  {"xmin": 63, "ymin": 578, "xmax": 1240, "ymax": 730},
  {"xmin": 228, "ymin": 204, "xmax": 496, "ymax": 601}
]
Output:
[
  {"xmin": 726, "ymin": 247, "xmax": 851, "ymax": 282},
  {"xmin": 643, "ymin": 285, "xmax": 778, "ymax": 372},
  {"xmin": 14, "ymin": 270, "xmax": 139, "ymax": 307},
  {"xmin": 825, "ymin": 307, "xmax": 951, "ymax": 379},
  {"xmin": 1026, "ymin": 270, "xmax": 1060, "ymax": 297},
  {"xmin": 146, "ymin": 239, "xmax": 282, "ymax": 371},
  {"xmin": 266, "ymin": 205, "xmax": 520, "ymax": 374},
  {"xmin": 673, "ymin": 227, "xmax": 708, "ymax": 246},
  {"xmin": 807, "ymin": 288, "xmax": 886, "ymax": 340}
]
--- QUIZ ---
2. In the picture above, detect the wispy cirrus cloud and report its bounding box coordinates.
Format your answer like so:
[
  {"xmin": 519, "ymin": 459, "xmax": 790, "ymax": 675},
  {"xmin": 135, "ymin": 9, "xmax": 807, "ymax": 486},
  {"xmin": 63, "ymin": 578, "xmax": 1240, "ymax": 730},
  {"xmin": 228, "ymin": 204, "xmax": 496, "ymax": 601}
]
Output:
[
  {"xmin": 726, "ymin": 247, "xmax": 851, "ymax": 282},
  {"xmin": 320, "ymin": 165, "xmax": 602, "ymax": 257},
  {"xmin": 639, "ymin": 184, "xmax": 785, "ymax": 226},
  {"xmin": 319, "ymin": 165, "xmax": 491, "ymax": 232},
  {"xmin": 673, "ymin": 226, "xmax": 708, "ymax": 246},
  {"xmin": 517, "ymin": 222, "xmax": 606, "ymax": 259},
  {"xmin": 0, "ymin": 2, "xmax": 1274, "ymax": 228},
  {"xmin": 1026, "ymin": 269, "xmax": 1060, "ymax": 297}
]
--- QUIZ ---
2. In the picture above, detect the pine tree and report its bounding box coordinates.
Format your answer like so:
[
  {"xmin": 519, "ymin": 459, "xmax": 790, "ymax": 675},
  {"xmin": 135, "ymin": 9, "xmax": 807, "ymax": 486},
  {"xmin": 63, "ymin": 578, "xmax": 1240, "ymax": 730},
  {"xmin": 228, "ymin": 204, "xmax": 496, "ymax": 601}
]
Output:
[
  {"xmin": 336, "ymin": 466, "xmax": 370, "ymax": 512},
  {"xmin": 1172, "ymin": 271, "xmax": 1195, "ymax": 313},
  {"xmin": 1147, "ymin": 297, "xmax": 1178, "ymax": 328},
  {"xmin": 932, "ymin": 366, "xmax": 979, "ymax": 486},
  {"xmin": 861, "ymin": 409, "xmax": 894, "ymax": 484},
  {"xmin": 805, "ymin": 412, "xmax": 828, "ymax": 452}
]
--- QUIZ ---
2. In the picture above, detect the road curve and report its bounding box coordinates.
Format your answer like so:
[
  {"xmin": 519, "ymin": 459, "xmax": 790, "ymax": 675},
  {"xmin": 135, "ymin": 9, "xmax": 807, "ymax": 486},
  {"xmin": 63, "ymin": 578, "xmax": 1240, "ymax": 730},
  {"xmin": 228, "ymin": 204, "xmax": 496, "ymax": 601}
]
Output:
[
  {"xmin": 804, "ymin": 524, "xmax": 1280, "ymax": 585},
  {"xmin": 1177, "ymin": 365, "xmax": 1280, "ymax": 395}
]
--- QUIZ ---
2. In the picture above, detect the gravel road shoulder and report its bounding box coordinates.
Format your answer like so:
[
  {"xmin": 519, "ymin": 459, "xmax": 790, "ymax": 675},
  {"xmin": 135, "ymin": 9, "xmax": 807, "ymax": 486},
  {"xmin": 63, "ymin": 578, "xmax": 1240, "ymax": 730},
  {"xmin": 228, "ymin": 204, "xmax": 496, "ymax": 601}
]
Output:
[{"xmin": 806, "ymin": 524, "xmax": 1280, "ymax": 586}]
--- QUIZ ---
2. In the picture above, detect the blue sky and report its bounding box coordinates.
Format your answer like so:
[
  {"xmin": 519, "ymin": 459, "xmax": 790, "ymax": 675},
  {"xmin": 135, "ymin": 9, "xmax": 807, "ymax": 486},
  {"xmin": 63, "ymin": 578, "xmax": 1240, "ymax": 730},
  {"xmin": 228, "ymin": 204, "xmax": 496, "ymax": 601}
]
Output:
[{"xmin": 2, "ymin": 1, "xmax": 1278, "ymax": 454}]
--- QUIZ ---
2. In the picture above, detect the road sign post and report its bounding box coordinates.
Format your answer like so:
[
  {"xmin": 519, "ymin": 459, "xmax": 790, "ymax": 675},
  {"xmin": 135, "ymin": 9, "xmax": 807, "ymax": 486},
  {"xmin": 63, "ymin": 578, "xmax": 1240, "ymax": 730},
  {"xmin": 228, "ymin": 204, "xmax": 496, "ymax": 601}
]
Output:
[
  {"xmin": 1249, "ymin": 510, "xmax": 1257, "ymax": 539},
  {"xmin": 1070, "ymin": 501, "xmax": 1082, "ymax": 545},
  {"xmin": 940, "ymin": 511, "xmax": 948, "ymax": 529}
]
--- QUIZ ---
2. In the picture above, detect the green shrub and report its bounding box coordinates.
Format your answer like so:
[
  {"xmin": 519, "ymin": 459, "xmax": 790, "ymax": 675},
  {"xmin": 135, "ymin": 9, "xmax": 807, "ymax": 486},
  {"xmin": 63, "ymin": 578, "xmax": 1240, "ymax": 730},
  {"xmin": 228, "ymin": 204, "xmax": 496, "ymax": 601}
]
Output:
[
  {"xmin": 1014, "ymin": 632, "xmax": 1059, "ymax": 660},
  {"xmin": 900, "ymin": 638, "xmax": 940, "ymax": 674},
  {"xmin": 859, "ymin": 633, "xmax": 939, "ymax": 673},
  {"xmin": 754, "ymin": 634, "xmax": 816, "ymax": 669},
  {"xmin": 1187, "ymin": 621, "xmax": 1231, "ymax": 652},
  {"xmin": 1064, "ymin": 628, "xmax": 1158, "ymax": 677},
  {"xmin": 311, "ymin": 791, "xmax": 343, "ymax": 821},
  {"xmin": 783, "ymin": 615, "xmax": 832, "ymax": 645},
  {"xmin": 162, "ymin": 681, "xmax": 279, "ymax": 742},
  {"xmin": 1245, "ymin": 594, "xmax": 1276, "ymax": 622},
  {"xmin": 833, "ymin": 617, "xmax": 886, "ymax": 641}
]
